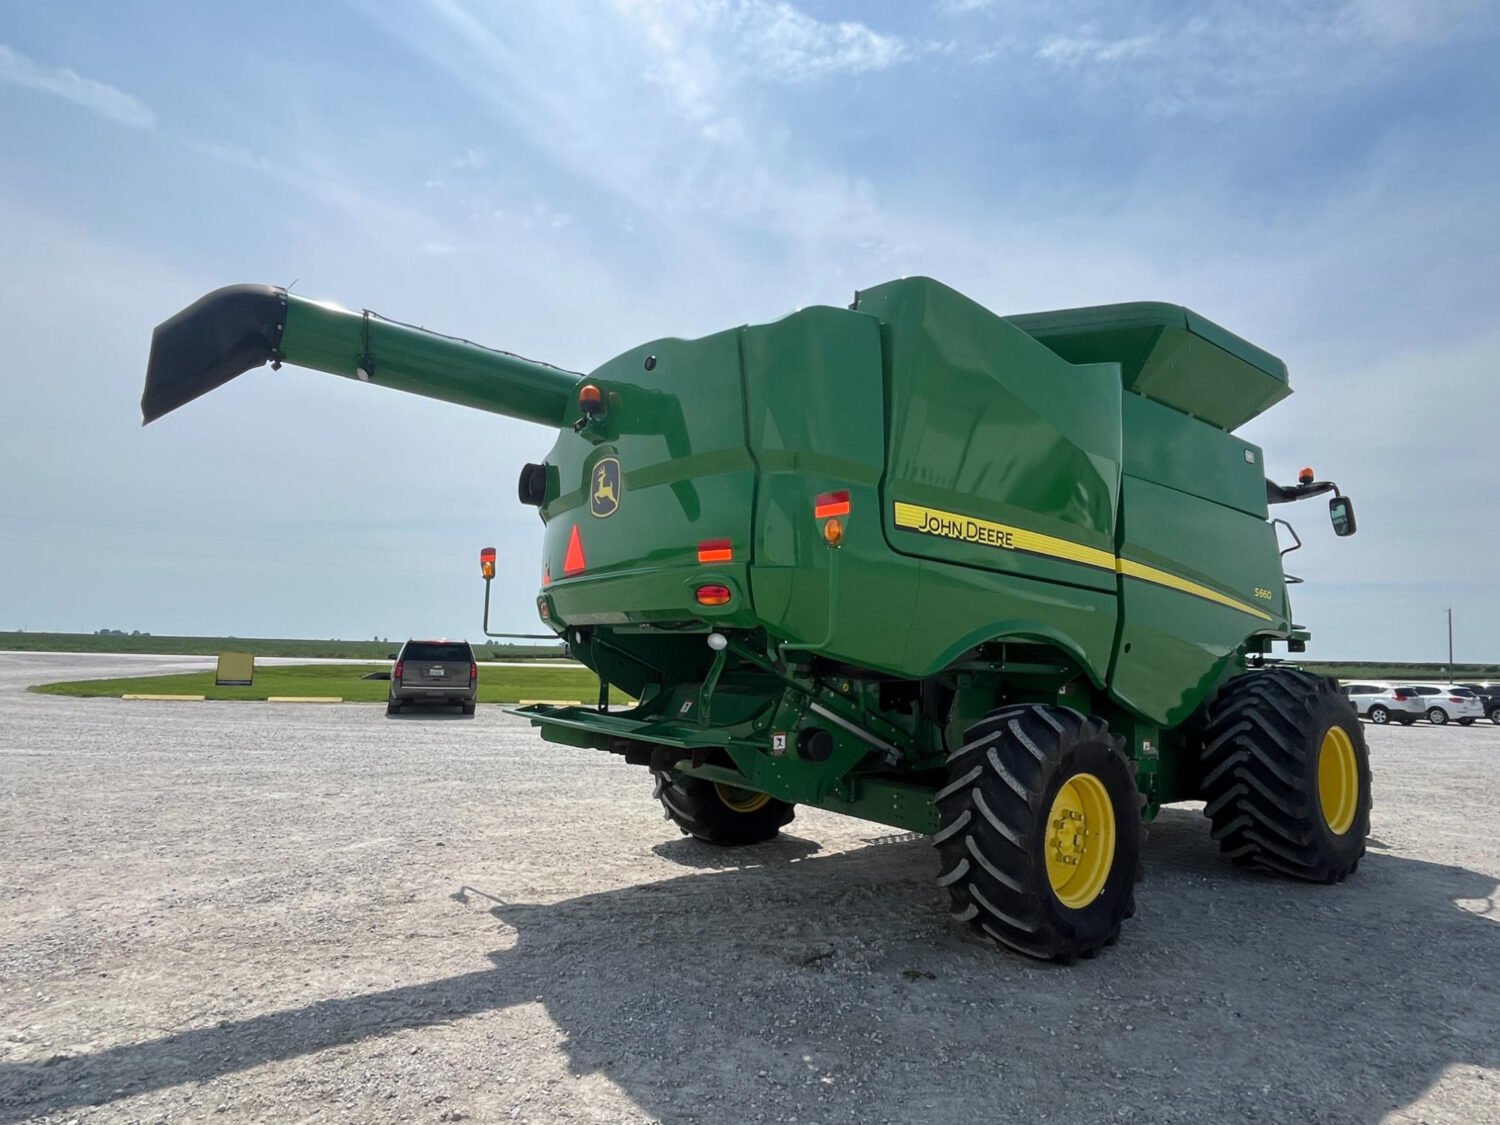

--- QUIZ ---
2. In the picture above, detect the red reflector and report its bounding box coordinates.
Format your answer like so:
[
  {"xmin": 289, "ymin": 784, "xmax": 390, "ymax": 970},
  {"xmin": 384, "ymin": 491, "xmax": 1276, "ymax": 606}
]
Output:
[
  {"xmin": 542, "ymin": 564, "xmax": 551, "ymax": 587},
  {"xmin": 698, "ymin": 538, "xmax": 733, "ymax": 564},
  {"xmin": 815, "ymin": 489, "xmax": 851, "ymax": 519},
  {"xmin": 696, "ymin": 584, "xmax": 732, "ymax": 606},
  {"xmin": 563, "ymin": 524, "xmax": 586, "ymax": 576}
]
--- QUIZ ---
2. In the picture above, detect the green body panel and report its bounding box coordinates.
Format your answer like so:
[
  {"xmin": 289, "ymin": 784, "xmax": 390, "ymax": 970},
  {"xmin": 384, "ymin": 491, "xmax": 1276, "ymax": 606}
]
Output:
[
  {"xmin": 1008, "ymin": 301, "xmax": 1290, "ymax": 431},
  {"xmin": 145, "ymin": 275, "xmax": 1333, "ymax": 832}
]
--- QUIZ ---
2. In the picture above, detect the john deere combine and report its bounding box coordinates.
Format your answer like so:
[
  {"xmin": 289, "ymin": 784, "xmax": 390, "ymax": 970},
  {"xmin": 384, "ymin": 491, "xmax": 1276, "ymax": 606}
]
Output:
[{"xmin": 142, "ymin": 277, "xmax": 1368, "ymax": 961}]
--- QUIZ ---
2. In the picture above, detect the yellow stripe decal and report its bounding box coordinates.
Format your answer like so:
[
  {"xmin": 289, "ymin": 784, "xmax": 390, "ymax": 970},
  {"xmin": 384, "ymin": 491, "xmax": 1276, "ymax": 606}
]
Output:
[
  {"xmin": 892, "ymin": 502, "xmax": 1116, "ymax": 571},
  {"xmin": 891, "ymin": 502, "xmax": 1274, "ymax": 622},
  {"xmin": 1115, "ymin": 559, "xmax": 1272, "ymax": 621}
]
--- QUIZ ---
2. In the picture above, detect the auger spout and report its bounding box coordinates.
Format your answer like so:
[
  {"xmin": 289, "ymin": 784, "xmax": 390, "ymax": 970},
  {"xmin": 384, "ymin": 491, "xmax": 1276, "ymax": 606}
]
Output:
[{"xmin": 141, "ymin": 285, "xmax": 582, "ymax": 427}]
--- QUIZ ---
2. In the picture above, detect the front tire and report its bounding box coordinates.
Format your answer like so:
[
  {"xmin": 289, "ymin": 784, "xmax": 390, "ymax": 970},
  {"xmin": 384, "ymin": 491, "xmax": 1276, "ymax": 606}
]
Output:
[
  {"xmin": 1368, "ymin": 705, "xmax": 1389, "ymax": 725},
  {"xmin": 934, "ymin": 705, "xmax": 1143, "ymax": 963},
  {"xmin": 1201, "ymin": 669, "xmax": 1370, "ymax": 883},
  {"xmin": 653, "ymin": 772, "xmax": 794, "ymax": 845},
  {"xmin": 1427, "ymin": 707, "xmax": 1449, "ymax": 725}
]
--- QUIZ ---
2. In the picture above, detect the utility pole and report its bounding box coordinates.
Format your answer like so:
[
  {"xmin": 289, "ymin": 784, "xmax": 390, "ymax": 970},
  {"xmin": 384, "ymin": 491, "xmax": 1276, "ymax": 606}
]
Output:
[{"xmin": 1447, "ymin": 607, "xmax": 1454, "ymax": 679}]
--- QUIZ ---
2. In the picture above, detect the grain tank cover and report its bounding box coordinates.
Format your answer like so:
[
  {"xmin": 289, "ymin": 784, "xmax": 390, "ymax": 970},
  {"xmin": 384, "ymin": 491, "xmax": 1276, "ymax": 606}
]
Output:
[{"xmin": 1006, "ymin": 302, "xmax": 1290, "ymax": 431}]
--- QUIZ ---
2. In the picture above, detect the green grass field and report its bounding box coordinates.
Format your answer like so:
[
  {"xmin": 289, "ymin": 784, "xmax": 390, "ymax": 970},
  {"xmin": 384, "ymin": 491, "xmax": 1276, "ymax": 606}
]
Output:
[
  {"xmin": 0, "ymin": 631, "xmax": 564, "ymax": 661},
  {"xmin": 29, "ymin": 663, "xmax": 612, "ymax": 704}
]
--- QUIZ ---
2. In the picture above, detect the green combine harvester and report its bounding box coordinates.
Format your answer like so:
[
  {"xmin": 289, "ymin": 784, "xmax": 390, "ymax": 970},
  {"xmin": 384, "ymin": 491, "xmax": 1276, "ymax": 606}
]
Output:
[{"xmin": 142, "ymin": 277, "xmax": 1368, "ymax": 961}]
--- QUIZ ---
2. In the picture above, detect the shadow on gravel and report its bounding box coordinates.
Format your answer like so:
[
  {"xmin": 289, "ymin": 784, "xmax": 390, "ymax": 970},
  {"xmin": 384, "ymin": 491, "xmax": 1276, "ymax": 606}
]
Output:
[
  {"xmin": 3, "ymin": 811, "xmax": 1497, "ymax": 1123},
  {"xmin": 650, "ymin": 832, "xmax": 823, "ymax": 869}
]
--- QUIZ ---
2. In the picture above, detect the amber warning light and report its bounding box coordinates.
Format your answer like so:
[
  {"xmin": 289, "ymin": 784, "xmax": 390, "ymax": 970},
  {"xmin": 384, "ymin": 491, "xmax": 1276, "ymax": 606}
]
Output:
[
  {"xmin": 578, "ymin": 383, "xmax": 605, "ymax": 416},
  {"xmin": 480, "ymin": 546, "xmax": 497, "ymax": 580}
]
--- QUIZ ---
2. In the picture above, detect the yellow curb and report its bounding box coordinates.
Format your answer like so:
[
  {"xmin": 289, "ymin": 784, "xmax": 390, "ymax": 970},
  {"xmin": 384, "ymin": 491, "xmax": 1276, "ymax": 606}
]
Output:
[
  {"xmin": 121, "ymin": 693, "xmax": 206, "ymax": 701},
  {"xmin": 516, "ymin": 699, "xmax": 582, "ymax": 706},
  {"xmin": 265, "ymin": 696, "xmax": 344, "ymax": 704}
]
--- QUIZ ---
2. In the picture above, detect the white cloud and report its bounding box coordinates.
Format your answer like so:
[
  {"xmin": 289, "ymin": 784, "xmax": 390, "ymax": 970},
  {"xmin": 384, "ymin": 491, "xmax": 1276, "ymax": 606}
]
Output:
[
  {"xmin": 0, "ymin": 43, "xmax": 154, "ymax": 128},
  {"xmin": 727, "ymin": 1, "xmax": 909, "ymax": 80},
  {"xmin": 612, "ymin": 0, "xmax": 909, "ymax": 83},
  {"xmin": 1036, "ymin": 32, "xmax": 1154, "ymax": 65}
]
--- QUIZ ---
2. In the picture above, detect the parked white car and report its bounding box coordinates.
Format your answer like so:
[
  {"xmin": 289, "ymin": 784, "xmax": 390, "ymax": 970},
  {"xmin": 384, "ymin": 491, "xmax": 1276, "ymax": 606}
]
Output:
[
  {"xmin": 1406, "ymin": 684, "xmax": 1487, "ymax": 726},
  {"xmin": 1341, "ymin": 682, "xmax": 1425, "ymax": 726}
]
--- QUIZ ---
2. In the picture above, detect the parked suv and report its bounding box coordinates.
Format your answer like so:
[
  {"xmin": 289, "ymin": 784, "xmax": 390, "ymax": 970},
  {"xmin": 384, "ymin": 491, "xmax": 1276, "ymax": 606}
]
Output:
[
  {"xmin": 1341, "ymin": 682, "xmax": 1424, "ymax": 725},
  {"xmin": 388, "ymin": 639, "xmax": 478, "ymax": 715},
  {"xmin": 1456, "ymin": 684, "xmax": 1500, "ymax": 725},
  {"xmin": 1406, "ymin": 684, "xmax": 1486, "ymax": 726}
]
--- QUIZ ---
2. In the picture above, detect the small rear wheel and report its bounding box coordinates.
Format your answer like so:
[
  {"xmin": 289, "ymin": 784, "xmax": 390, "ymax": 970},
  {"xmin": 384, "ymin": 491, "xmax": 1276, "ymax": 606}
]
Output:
[
  {"xmin": 461, "ymin": 700, "xmax": 477, "ymax": 716},
  {"xmin": 1427, "ymin": 707, "xmax": 1449, "ymax": 725},
  {"xmin": 1368, "ymin": 705, "xmax": 1389, "ymax": 725},
  {"xmin": 653, "ymin": 772, "xmax": 794, "ymax": 845},
  {"xmin": 385, "ymin": 700, "xmax": 403, "ymax": 716},
  {"xmin": 934, "ymin": 704, "xmax": 1143, "ymax": 962},
  {"xmin": 1201, "ymin": 669, "xmax": 1370, "ymax": 883}
]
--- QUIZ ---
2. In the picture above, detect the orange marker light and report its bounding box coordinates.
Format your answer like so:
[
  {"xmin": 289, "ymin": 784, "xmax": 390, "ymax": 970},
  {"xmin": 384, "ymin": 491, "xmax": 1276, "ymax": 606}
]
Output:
[
  {"xmin": 815, "ymin": 489, "xmax": 851, "ymax": 519},
  {"xmin": 695, "ymin": 584, "xmax": 732, "ymax": 606},
  {"xmin": 822, "ymin": 517, "xmax": 844, "ymax": 546},
  {"xmin": 578, "ymin": 383, "xmax": 605, "ymax": 416},
  {"xmin": 480, "ymin": 546, "xmax": 497, "ymax": 580},
  {"xmin": 698, "ymin": 538, "xmax": 733, "ymax": 564},
  {"xmin": 563, "ymin": 524, "xmax": 587, "ymax": 576},
  {"xmin": 1299, "ymin": 467, "xmax": 1315, "ymax": 485}
]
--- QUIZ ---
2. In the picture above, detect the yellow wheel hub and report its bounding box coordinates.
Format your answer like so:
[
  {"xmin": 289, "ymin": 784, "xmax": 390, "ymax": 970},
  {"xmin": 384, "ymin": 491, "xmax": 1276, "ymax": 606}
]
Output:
[
  {"xmin": 1045, "ymin": 772, "xmax": 1117, "ymax": 910},
  {"xmin": 715, "ymin": 783, "xmax": 771, "ymax": 814},
  {"xmin": 1317, "ymin": 726, "xmax": 1359, "ymax": 835}
]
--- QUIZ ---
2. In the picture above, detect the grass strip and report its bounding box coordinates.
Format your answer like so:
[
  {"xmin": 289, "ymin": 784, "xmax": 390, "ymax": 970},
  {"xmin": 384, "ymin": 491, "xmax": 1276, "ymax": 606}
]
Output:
[{"xmin": 30, "ymin": 663, "xmax": 616, "ymax": 704}]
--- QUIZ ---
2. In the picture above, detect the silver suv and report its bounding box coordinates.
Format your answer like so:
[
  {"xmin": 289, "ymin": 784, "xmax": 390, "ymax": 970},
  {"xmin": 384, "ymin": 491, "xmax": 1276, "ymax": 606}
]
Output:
[
  {"xmin": 1341, "ymin": 682, "xmax": 1424, "ymax": 726},
  {"xmin": 1406, "ymin": 684, "xmax": 1486, "ymax": 726},
  {"xmin": 388, "ymin": 640, "xmax": 478, "ymax": 716}
]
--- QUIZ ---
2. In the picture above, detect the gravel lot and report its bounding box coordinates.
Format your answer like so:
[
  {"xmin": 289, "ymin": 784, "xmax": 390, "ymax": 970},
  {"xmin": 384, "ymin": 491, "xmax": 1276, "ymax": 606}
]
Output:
[{"xmin": 1, "ymin": 652, "xmax": 1497, "ymax": 1124}]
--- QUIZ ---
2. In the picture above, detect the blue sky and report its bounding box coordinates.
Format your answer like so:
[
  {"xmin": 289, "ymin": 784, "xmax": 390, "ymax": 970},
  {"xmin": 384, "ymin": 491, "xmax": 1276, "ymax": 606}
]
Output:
[{"xmin": 1, "ymin": 0, "xmax": 1497, "ymax": 660}]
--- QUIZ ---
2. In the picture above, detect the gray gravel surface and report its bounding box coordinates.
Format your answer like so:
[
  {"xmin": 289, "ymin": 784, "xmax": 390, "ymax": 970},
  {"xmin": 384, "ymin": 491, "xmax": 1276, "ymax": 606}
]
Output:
[{"xmin": 1, "ymin": 652, "xmax": 1497, "ymax": 1124}]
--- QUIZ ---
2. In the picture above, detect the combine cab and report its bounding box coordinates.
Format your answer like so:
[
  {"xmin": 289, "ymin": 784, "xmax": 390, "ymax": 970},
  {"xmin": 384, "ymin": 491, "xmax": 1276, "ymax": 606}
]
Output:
[{"xmin": 142, "ymin": 276, "xmax": 1367, "ymax": 961}]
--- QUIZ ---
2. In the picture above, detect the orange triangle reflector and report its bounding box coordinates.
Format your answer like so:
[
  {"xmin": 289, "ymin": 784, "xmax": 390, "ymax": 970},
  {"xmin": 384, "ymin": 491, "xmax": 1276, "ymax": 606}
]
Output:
[{"xmin": 563, "ymin": 524, "xmax": 586, "ymax": 576}]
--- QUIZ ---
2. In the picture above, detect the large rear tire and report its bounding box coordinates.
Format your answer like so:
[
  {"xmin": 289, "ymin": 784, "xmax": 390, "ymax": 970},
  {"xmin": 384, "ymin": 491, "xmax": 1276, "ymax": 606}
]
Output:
[
  {"xmin": 1201, "ymin": 669, "xmax": 1370, "ymax": 883},
  {"xmin": 934, "ymin": 704, "xmax": 1144, "ymax": 963},
  {"xmin": 653, "ymin": 772, "xmax": 794, "ymax": 845}
]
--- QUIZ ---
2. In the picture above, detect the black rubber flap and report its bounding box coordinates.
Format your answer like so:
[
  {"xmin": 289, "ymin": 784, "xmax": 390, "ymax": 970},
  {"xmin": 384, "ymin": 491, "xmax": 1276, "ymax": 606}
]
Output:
[{"xmin": 140, "ymin": 284, "xmax": 287, "ymax": 424}]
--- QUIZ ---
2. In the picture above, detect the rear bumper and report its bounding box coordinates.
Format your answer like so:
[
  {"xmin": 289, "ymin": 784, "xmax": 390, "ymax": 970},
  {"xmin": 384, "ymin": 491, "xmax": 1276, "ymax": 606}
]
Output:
[
  {"xmin": 542, "ymin": 565, "xmax": 756, "ymax": 629},
  {"xmin": 393, "ymin": 685, "xmax": 476, "ymax": 703}
]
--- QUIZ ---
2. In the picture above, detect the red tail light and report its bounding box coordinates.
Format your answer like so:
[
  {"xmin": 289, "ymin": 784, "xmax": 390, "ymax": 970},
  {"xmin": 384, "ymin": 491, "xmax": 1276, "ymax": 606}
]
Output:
[
  {"xmin": 815, "ymin": 489, "xmax": 851, "ymax": 518},
  {"xmin": 698, "ymin": 538, "xmax": 733, "ymax": 564},
  {"xmin": 695, "ymin": 584, "xmax": 732, "ymax": 606},
  {"xmin": 470, "ymin": 662, "xmax": 478, "ymax": 683},
  {"xmin": 1449, "ymin": 696, "xmax": 1464, "ymax": 703},
  {"xmin": 393, "ymin": 660, "xmax": 404, "ymax": 680}
]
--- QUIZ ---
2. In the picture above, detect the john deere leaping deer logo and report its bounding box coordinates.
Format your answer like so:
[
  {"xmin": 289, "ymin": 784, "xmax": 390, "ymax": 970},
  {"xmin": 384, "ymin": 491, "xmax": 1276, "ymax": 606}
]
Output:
[{"xmin": 590, "ymin": 457, "xmax": 621, "ymax": 518}]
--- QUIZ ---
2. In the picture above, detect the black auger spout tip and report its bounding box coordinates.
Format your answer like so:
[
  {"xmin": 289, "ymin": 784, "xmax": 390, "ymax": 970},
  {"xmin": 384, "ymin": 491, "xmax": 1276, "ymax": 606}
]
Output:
[{"xmin": 140, "ymin": 285, "xmax": 288, "ymax": 424}]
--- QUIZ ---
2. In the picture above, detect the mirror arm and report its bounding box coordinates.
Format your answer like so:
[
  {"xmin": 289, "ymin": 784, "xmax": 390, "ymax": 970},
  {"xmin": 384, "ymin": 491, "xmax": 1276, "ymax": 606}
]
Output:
[{"xmin": 1266, "ymin": 478, "xmax": 1340, "ymax": 504}]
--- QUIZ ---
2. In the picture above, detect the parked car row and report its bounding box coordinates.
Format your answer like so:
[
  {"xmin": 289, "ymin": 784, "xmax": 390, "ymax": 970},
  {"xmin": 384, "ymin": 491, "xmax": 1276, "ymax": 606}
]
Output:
[{"xmin": 1342, "ymin": 681, "xmax": 1496, "ymax": 726}]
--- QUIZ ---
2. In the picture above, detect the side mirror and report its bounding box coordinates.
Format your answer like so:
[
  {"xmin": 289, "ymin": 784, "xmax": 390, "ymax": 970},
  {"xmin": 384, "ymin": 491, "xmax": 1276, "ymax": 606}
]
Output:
[
  {"xmin": 1330, "ymin": 496, "xmax": 1357, "ymax": 537},
  {"xmin": 387, "ymin": 652, "xmax": 399, "ymax": 660}
]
